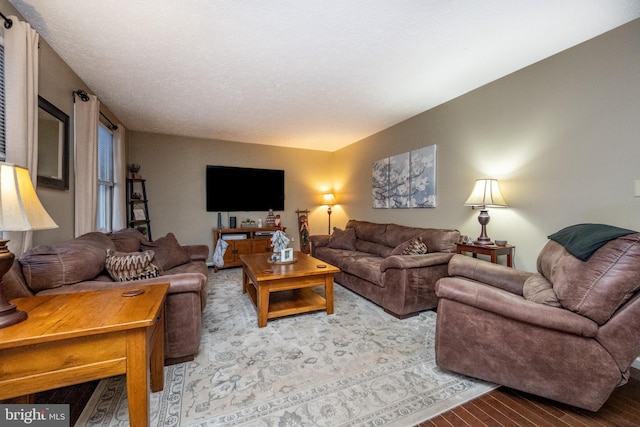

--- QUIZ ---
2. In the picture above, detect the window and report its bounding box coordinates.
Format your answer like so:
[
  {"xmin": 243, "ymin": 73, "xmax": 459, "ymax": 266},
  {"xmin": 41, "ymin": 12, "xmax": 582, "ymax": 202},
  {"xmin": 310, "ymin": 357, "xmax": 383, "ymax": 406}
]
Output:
[
  {"xmin": 0, "ymin": 34, "xmax": 6, "ymax": 160},
  {"xmin": 97, "ymin": 123, "xmax": 113, "ymax": 232}
]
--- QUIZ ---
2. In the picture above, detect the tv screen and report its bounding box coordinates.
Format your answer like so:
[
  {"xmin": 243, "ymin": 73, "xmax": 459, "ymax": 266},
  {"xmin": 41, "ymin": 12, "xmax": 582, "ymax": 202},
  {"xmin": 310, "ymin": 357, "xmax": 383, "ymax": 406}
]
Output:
[{"xmin": 206, "ymin": 165, "xmax": 285, "ymax": 212}]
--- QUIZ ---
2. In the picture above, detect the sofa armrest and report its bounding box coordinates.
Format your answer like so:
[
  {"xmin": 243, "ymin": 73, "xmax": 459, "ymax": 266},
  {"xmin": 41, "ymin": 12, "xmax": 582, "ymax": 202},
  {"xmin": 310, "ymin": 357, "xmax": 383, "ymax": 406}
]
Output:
[
  {"xmin": 380, "ymin": 252, "xmax": 454, "ymax": 272},
  {"xmin": 309, "ymin": 235, "xmax": 330, "ymax": 256},
  {"xmin": 184, "ymin": 244, "xmax": 209, "ymax": 262},
  {"xmin": 448, "ymin": 254, "xmax": 532, "ymax": 295},
  {"xmin": 38, "ymin": 272, "xmax": 206, "ymax": 299},
  {"xmin": 436, "ymin": 277, "xmax": 598, "ymax": 337}
]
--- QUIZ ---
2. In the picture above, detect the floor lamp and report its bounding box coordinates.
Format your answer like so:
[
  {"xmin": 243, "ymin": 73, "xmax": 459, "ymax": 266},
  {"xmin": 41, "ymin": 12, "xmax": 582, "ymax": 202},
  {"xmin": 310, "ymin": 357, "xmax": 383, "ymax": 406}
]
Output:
[
  {"xmin": 0, "ymin": 163, "xmax": 58, "ymax": 329},
  {"xmin": 321, "ymin": 193, "xmax": 336, "ymax": 235},
  {"xmin": 463, "ymin": 179, "xmax": 508, "ymax": 245}
]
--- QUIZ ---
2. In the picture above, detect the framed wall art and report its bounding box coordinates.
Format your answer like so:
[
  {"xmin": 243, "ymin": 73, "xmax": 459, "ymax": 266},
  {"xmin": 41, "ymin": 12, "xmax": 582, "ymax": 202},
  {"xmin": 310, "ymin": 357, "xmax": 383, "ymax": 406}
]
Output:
[{"xmin": 372, "ymin": 144, "xmax": 436, "ymax": 208}]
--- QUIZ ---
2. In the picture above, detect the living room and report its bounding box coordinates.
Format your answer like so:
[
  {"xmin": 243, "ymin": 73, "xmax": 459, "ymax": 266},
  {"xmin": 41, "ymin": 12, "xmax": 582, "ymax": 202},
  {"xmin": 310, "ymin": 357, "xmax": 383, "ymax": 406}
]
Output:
[
  {"xmin": 2, "ymin": 1, "xmax": 640, "ymax": 425},
  {"xmin": 3, "ymin": 3, "xmax": 635, "ymax": 273}
]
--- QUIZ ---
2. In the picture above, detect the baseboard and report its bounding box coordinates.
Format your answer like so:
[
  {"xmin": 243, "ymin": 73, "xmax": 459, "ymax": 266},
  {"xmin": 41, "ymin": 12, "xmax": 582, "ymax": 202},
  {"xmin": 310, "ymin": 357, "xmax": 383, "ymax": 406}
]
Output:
[{"xmin": 632, "ymin": 357, "xmax": 640, "ymax": 371}]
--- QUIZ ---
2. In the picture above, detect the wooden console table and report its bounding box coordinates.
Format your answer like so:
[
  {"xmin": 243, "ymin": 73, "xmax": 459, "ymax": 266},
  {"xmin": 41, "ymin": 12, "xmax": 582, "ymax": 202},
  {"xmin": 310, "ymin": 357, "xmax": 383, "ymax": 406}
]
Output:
[
  {"xmin": 457, "ymin": 242, "xmax": 515, "ymax": 267},
  {"xmin": 213, "ymin": 226, "xmax": 285, "ymax": 271},
  {"xmin": 0, "ymin": 283, "xmax": 168, "ymax": 427}
]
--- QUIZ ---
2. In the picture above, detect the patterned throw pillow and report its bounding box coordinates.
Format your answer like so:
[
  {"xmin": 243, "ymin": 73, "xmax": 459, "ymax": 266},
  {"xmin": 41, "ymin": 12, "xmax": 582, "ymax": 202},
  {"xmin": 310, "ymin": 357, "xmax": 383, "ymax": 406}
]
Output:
[
  {"xmin": 105, "ymin": 249, "xmax": 160, "ymax": 281},
  {"xmin": 401, "ymin": 237, "xmax": 428, "ymax": 255}
]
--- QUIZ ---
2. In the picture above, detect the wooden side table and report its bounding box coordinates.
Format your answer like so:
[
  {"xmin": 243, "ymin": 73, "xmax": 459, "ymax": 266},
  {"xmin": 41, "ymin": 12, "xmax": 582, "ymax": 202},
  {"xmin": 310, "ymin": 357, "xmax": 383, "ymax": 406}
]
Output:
[
  {"xmin": 0, "ymin": 283, "xmax": 168, "ymax": 427},
  {"xmin": 457, "ymin": 243, "xmax": 515, "ymax": 267}
]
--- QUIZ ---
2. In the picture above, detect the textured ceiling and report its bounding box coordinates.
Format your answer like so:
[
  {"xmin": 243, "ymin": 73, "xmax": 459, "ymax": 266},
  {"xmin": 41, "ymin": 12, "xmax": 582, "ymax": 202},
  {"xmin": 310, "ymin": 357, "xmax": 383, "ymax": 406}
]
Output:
[{"xmin": 8, "ymin": 0, "xmax": 640, "ymax": 152}]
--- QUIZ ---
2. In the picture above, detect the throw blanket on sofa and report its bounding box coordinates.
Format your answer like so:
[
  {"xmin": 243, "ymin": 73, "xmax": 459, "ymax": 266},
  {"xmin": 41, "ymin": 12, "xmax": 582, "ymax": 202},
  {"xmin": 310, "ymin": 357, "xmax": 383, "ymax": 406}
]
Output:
[{"xmin": 548, "ymin": 223, "xmax": 636, "ymax": 261}]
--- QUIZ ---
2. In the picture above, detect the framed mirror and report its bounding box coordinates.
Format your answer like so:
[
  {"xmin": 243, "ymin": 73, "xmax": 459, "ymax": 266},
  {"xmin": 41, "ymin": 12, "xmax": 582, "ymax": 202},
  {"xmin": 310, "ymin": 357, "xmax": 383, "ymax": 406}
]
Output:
[{"xmin": 37, "ymin": 96, "xmax": 69, "ymax": 190}]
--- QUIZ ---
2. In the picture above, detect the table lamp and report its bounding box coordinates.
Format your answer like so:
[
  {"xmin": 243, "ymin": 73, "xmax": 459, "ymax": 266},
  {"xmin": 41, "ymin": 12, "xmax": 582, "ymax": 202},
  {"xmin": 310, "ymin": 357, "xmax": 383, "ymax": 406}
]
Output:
[
  {"xmin": 0, "ymin": 162, "xmax": 58, "ymax": 328},
  {"xmin": 463, "ymin": 179, "xmax": 508, "ymax": 245},
  {"xmin": 321, "ymin": 193, "xmax": 336, "ymax": 234}
]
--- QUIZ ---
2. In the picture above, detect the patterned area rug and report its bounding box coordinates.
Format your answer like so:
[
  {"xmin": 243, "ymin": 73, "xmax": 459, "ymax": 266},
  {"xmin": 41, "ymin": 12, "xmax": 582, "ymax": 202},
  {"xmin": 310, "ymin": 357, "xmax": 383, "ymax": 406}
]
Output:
[{"xmin": 77, "ymin": 268, "xmax": 496, "ymax": 426}]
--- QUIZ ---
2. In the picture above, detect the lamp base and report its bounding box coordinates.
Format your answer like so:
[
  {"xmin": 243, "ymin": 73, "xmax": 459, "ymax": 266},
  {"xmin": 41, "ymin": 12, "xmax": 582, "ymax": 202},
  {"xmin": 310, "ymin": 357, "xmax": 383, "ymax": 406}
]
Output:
[
  {"xmin": 0, "ymin": 303, "xmax": 27, "ymax": 329},
  {"xmin": 0, "ymin": 238, "xmax": 28, "ymax": 329},
  {"xmin": 473, "ymin": 237, "xmax": 493, "ymax": 246},
  {"xmin": 474, "ymin": 208, "xmax": 493, "ymax": 246}
]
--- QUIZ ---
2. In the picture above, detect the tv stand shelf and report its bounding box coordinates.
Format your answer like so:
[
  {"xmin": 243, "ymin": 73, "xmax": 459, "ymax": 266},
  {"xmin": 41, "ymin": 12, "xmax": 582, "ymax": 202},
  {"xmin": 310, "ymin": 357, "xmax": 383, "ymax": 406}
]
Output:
[{"xmin": 213, "ymin": 227, "xmax": 284, "ymax": 272}]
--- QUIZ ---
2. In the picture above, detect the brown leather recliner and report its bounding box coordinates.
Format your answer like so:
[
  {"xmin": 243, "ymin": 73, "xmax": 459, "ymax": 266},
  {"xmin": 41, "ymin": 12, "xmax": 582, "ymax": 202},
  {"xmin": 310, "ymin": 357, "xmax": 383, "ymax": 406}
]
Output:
[{"xmin": 434, "ymin": 226, "xmax": 640, "ymax": 411}]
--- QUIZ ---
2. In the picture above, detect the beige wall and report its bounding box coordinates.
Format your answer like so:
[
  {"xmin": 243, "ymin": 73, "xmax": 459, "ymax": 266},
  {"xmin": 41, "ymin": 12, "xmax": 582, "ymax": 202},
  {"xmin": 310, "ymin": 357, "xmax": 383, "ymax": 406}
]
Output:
[
  {"xmin": 2, "ymin": 0, "xmax": 92, "ymax": 244},
  {"xmin": 127, "ymin": 132, "xmax": 334, "ymax": 252},
  {"xmin": 331, "ymin": 19, "xmax": 640, "ymax": 271},
  {"xmin": 3, "ymin": 0, "xmax": 126, "ymax": 246},
  {"xmin": 9, "ymin": 0, "xmax": 639, "ymax": 272},
  {"xmin": 130, "ymin": 19, "xmax": 640, "ymax": 270}
]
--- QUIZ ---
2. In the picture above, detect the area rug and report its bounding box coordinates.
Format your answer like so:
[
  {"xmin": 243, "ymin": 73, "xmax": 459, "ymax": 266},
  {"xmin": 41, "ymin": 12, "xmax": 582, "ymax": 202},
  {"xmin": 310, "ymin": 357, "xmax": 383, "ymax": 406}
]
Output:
[{"xmin": 76, "ymin": 268, "xmax": 496, "ymax": 426}]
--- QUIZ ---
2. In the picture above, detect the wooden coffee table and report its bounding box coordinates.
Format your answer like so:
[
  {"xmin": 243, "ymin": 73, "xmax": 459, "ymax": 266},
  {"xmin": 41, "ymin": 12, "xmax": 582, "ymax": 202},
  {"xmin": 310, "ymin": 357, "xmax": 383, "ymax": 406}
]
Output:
[
  {"xmin": 240, "ymin": 251, "xmax": 340, "ymax": 327},
  {"xmin": 0, "ymin": 283, "xmax": 168, "ymax": 427}
]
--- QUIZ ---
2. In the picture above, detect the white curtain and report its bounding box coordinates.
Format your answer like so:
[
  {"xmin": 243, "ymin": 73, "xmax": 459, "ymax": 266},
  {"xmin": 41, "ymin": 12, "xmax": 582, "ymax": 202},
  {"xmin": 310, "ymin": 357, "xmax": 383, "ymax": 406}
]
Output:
[
  {"xmin": 112, "ymin": 125, "xmax": 126, "ymax": 231},
  {"xmin": 2, "ymin": 16, "xmax": 39, "ymax": 255},
  {"xmin": 74, "ymin": 92, "xmax": 99, "ymax": 237}
]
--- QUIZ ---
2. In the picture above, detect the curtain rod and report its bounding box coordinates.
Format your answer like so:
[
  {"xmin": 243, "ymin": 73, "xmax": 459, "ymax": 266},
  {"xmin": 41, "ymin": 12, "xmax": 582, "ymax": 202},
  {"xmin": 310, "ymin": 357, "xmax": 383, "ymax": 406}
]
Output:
[
  {"xmin": 73, "ymin": 90, "xmax": 118, "ymax": 130},
  {"xmin": 100, "ymin": 111, "xmax": 118, "ymax": 131},
  {"xmin": 1, "ymin": 11, "xmax": 13, "ymax": 29}
]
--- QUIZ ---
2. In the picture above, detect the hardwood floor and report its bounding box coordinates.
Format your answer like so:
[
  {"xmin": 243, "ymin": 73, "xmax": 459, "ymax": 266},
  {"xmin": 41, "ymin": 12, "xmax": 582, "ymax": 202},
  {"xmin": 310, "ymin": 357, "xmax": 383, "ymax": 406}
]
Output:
[
  {"xmin": 419, "ymin": 371, "xmax": 640, "ymax": 427},
  {"xmin": 12, "ymin": 370, "xmax": 640, "ymax": 426}
]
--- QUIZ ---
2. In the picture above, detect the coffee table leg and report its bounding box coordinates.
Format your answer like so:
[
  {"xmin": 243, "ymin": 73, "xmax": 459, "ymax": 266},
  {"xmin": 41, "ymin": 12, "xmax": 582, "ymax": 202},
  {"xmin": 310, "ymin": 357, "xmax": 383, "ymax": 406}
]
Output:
[
  {"xmin": 258, "ymin": 285, "xmax": 269, "ymax": 327},
  {"xmin": 325, "ymin": 275, "xmax": 334, "ymax": 315},
  {"xmin": 126, "ymin": 328, "xmax": 151, "ymax": 427},
  {"xmin": 242, "ymin": 267, "xmax": 248, "ymax": 294}
]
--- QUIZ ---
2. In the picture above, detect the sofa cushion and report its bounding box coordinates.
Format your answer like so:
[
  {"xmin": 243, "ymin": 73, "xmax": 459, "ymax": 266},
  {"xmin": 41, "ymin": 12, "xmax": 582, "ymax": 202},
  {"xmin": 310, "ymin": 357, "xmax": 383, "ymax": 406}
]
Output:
[
  {"xmin": 105, "ymin": 249, "xmax": 160, "ymax": 281},
  {"xmin": 522, "ymin": 273, "xmax": 561, "ymax": 307},
  {"xmin": 19, "ymin": 232, "xmax": 114, "ymax": 292},
  {"xmin": 392, "ymin": 236, "xmax": 428, "ymax": 255},
  {"xmin": 355, "ymin": 239, "xmax": 393, "ymax": 257},
  {"xmin": 142, "ymin": 233, "xmax": 191, "ymax": 271},
  {"xmin": 347, "ymin": 220, "xmax": 387, "ymax": 245},
  {"xmin": 537, "ymin": 233, "xmax": 640, "ymax": 324},
  {"xmin": 342, "ymin": 254, "xmax": 384, "ymax": 286},
  {"xmin": 386, "ymin": 224, "xmax": 459, "ymax": 253},
  {"xmin": 327, "ymin": 227, "xmax": 357, "ymax": 251},
  {"xmin": 108, "ymin": 228, "xmax": 148, "ymax": 252}
]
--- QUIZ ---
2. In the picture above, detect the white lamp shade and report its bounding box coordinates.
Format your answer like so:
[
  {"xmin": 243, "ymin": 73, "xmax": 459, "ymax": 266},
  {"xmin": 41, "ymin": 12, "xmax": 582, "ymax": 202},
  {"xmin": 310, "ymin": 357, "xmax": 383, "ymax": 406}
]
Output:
[
  {"xmin": 463, "ymin": 179, "xmax": 508, "ymax": 208},
  {"xmin": 321, "ymin": 193, "xmax": 336, "ymax": 206},
  {"xmin": 0, "ymin": 162, "xmax": 58, "ymax": 231}
]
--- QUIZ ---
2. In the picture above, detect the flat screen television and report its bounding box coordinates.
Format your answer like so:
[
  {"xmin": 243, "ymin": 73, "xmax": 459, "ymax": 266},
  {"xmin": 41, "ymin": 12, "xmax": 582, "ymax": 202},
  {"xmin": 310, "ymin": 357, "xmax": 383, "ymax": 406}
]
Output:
[{"xmin": 206, "ymin": 165, "xmax": 285, "ymax": 212}]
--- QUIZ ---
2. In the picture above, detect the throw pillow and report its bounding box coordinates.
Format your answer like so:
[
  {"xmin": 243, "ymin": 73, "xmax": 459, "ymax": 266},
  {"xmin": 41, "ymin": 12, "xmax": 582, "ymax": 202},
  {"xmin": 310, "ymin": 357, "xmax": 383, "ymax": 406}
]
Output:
[
  {"xmin": 393, "ymin": 236, "xmax": 428, "ymax": 255},
  {"xmin": 327, "ymin": 227, "xmax": 357, "ymax": 251},
  {"xmin": 108, "ymin": 228, "xmax": 149, "ymax": 252},
  {"xmin": 141, "ymin": 232, "xmax": 191, "ymax": 271},
  {"xmin": 105, "ymin": 249, "xmax": 160, "ymax": 281}
]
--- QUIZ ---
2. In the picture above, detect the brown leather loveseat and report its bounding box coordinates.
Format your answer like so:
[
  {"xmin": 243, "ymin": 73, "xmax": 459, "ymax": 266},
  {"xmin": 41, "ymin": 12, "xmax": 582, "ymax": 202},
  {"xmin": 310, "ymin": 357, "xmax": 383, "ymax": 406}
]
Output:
[
  {"xmin": 434, "ymin": 224, "xmax": 640, "ymax": 411},
  {"xmin": 2, "ymin": 229, "xmax": 209, "ymax": 364},
  {"xmin": 310, "ymin": 219, "xmax": 460, "ymax": 318}
]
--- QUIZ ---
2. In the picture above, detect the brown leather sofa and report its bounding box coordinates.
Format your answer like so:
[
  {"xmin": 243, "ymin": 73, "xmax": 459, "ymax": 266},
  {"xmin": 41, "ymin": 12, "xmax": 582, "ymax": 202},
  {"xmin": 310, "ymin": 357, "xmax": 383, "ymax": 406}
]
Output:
[
  {"xmin": 434, "ymin": 226, "xmax": 640, "ymax": 411},
  {"xmin": 2, "ymin": 229, "xmax": 209, "ymax": 364},
  {"xmin": 310, "ymin": 219, "xmax": 460, "ymax": 318}
]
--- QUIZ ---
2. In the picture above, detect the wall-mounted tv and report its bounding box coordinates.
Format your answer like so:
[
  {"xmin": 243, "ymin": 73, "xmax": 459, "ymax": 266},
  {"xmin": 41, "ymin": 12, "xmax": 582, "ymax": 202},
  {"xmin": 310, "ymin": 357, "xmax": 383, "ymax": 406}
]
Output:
[{"xmin": 206, "ymin": 165, "xmax": 285, "ymax": 212}]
